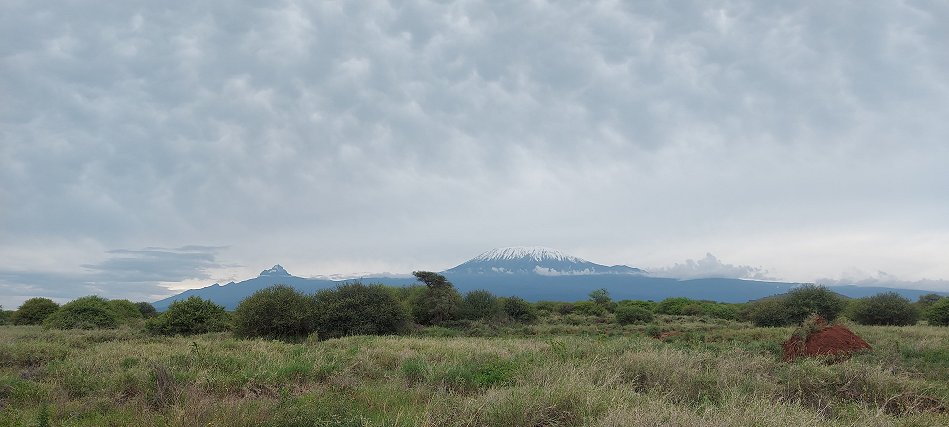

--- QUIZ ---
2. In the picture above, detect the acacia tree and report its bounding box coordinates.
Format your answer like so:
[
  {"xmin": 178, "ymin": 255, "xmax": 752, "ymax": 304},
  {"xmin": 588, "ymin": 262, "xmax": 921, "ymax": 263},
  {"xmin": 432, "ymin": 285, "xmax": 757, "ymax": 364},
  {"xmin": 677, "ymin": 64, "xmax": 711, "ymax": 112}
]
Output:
[{"xmin": 411, "ymin": 271, "xmax": 462, "ymax": 325}]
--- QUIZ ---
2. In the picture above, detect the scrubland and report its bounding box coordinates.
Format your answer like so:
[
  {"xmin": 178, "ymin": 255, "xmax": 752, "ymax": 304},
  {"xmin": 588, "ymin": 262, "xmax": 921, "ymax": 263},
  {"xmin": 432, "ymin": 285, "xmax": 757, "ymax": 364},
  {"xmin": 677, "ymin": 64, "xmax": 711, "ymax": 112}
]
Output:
[{"xmin": 2, "ymin": 315, "xmax": 947, "ymax": 426}]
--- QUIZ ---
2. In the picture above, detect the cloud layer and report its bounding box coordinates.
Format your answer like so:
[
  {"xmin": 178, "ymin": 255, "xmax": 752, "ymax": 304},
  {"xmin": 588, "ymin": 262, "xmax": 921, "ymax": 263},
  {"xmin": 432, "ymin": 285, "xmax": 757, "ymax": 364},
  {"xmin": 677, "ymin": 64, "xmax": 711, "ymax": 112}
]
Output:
[{"xmin": 2, "ymin": 1, "xmax": 949, "ymax": 305}]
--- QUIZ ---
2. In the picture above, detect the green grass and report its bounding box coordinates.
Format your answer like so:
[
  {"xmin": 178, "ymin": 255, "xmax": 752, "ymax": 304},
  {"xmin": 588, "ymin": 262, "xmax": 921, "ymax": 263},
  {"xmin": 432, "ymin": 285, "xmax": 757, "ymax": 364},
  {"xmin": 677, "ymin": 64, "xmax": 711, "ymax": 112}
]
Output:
[{"xmin": 1, "ymin": 316, "xmax": 948, "ymax": 426}]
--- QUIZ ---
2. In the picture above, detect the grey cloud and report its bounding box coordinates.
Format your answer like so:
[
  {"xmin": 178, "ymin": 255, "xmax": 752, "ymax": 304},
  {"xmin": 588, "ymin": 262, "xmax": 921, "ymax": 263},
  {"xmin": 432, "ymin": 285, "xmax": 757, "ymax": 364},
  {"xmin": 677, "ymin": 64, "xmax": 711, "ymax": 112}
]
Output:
[
  {"xmin": 651, "ymin": 253, "xmax": 772, "ymax": 280},
  {"xmin": 0, "ymin": 246, "xmax": 225, "ymax": 307},
  {"xmin": 2, "ymin": 1, "xmax": 948, "ymax": 294}
]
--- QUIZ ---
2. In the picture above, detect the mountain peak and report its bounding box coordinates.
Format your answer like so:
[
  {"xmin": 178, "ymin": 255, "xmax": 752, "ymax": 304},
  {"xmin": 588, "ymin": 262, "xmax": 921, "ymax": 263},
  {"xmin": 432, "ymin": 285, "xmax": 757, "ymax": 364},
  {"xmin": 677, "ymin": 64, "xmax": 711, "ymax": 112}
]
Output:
[
  {"xmin": 448, "ymin": 246, "xmax": 644, "ymax": 276},
  {"xmin": 259, "ymin": 264, "xmax": 290, "ymax": 277},
  {"xmin": 473, "ymin": 246, "xmax": 587, "ymax": 263}
]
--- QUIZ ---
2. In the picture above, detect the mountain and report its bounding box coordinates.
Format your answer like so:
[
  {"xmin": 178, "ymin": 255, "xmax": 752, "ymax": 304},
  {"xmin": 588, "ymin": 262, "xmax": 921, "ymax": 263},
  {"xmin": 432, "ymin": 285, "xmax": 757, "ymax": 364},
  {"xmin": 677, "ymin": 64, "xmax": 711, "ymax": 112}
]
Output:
[
  {"xmin": 152, "ymin": 250, "xmax": 948, "ymax": 310},
  {"xmin": 445, "ymin": 246, "xmax": 645, "ymax": 276}
]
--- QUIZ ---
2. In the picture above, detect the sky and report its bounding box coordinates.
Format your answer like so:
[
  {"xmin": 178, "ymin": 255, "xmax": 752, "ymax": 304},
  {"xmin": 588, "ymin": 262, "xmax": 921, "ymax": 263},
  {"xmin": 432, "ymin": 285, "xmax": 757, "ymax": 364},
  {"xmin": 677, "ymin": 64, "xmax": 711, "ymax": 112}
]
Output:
[{"xmin": 2, "ymin": 1, "xmax": 949, "ymax": 308}]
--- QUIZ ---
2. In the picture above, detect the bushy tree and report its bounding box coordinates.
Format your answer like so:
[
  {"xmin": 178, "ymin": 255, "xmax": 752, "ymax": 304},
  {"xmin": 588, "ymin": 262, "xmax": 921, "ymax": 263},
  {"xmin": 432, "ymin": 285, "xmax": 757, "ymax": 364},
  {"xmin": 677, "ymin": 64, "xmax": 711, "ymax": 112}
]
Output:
[
  {"xmin": 743, "ymin": 297, "xmax": 790, "ymax": 327},
  {"xmin": 928, "ymin": 297, "xmax": 949, "ymax": 326},
  {"xmin": 849, "ymin": 292, "xmax": 920, "ymax": 326},
  {"xmin": 503, "ymin": 297, "xmax": 537, "ymax": 323},
  {"xmin": 461, "ymin": 290, "xmax": 502, "ymax": 321},
  {"xmin": 588, "ymin": 288, "xmax": 615, "ymax": 311},
  {"xmin": 654, "ymin": 297, "xmax": 694, "ymax": 315},
  {"xmin": 572, "ymin": 301, "xmax": 607, "ymax": 316},
  {"xmin": 145, "ymin": 296, "xmax": 230, "ymax": 335},
  {"xmin": 410, "ymin": 271, "xmax": 462, "ymax": 326},
  {"xmin": 107, "ymin": 299, "xmax": 144, "ymax": 323},
  {"xmin": 782, "ymin": 285, "xmax": 846, "ymax": 324},
  {"xmin": 312, "ymin": 283, "xmax": 410, "ymax": 339},
  {"xmin": 0, "ymin": 306, "xmax": 9, "ymax": 325},
  {"xmin": 136, "ymin": 302, "xmax": 158, "ymax": 318},
  {"xmin": 44, "ymin": 296, "xmax": 119, "ymax": 329},
  {"xmin": 12, "ymin": 297, "xmax": 60, "ymax": 325},
  {"xmin": 615, "ymin": 305, "xmax": 654, "ymax": 325},
  {"xmin": 233, "ymin": 285, "xmax": 315, "ymax": 340}
]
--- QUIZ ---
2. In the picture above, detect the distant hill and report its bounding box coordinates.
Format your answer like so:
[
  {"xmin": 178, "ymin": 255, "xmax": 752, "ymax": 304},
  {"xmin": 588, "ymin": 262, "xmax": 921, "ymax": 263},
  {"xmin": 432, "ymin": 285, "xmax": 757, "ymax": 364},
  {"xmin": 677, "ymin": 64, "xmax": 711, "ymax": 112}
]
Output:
[{"xmin": 153, "ymin": 248, "xmax": 947, "ymax": 310}]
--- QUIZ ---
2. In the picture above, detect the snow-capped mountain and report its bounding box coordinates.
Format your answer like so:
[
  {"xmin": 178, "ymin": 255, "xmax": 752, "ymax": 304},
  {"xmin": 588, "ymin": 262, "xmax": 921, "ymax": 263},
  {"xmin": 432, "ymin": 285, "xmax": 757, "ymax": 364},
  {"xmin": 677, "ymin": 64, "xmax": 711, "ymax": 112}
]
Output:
[
  {"xmin": 259, "ymin": 264, "xmax": 291, "ymax": 277},
  {"xmin": 445, "ymin": 246, "xmax": 646, "ymax": 276}
]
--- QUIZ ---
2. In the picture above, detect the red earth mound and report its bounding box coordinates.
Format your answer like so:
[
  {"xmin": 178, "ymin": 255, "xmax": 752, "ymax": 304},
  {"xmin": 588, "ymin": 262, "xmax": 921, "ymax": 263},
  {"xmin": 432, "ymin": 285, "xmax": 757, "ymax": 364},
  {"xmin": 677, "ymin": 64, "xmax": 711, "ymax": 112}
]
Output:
[{"xmin": 782, "ymin": 323, "xmax": 871, "ymax": 363}]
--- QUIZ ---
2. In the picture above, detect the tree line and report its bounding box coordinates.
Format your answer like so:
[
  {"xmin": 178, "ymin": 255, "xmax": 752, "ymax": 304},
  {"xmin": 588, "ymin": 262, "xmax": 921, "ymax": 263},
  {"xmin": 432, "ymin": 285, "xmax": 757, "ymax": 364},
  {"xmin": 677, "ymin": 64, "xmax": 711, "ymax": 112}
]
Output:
[{"xmin": 3, "ymin": 276, "xmax": 949, "ymax": 338}]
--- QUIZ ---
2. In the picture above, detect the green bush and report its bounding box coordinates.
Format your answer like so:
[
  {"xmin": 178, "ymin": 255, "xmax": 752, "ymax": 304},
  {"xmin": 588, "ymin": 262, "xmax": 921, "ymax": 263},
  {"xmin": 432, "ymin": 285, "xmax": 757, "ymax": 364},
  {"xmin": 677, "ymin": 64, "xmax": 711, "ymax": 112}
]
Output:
[
  {"xmin": 615, "ymin": 305, "xmax": 654, "ymax": 325},
  {"xmin": 703, "ymin": 303, "xmax": 739, "ymax": 320},
  {"xmin": 136, "ymin": 302, "xmax": 158, "ymax": 318},
  {"xmin": 145, "ymin": 296, "xmax": 230, "ymax": 335},
  {"xmin": 616, "ymin": 300, "xmax": 657, "ymax": 312},
  {"xmin": 572, "ymin": 301, "xmax": 606, "ymax": 316},
  {"xmin": 588, "ymin": 288, "xmax": 616, "ymax": 312},
  {"xmin": 655, "ymin": 297, "xmax": 695, "ymax": 315},
  {"xmin": 502, "ymin": 297, "xmax": 537, "ymax": 323},
  {"xmin": 534, "ymin": 301, "xmax": 571, "ymax": 314},
  {"xmin": 849, "ymin": 292, "xmax": 920, "ymax": 326},
  {"xmin": 0, "ymin": 306, "xmax": 10, "ymax": 325},
  {"xmin": 107, "ymin": 299, "xmax": 144, "ymax": 323},
  {"xmin": 782, "ymin": 284, "xmax": 846, "ymax": 324},
  {"xmin": 233, "ymin": 285, "xmax": 315, "ymax": 340},
  {"xmin": 312, "ymin": 283, "xmax": 411, "ymax": 339},
  {"xmin": 928, "ymin": 297, "xmax": 949, "ymax": 326},
  {"xmin": 410, "ymin": 272, "xmax": 462, "ymax": 326},
  {"xmin": 461, "ymin": 290, "xmax": 502, "ymax": 321},
  {"xmin": 680, "ymin": 303, "xmax": 704, "ymax": 316},
  {"xmin": 11, "ymin": 297, "xmax": 60, "ymax": 325},
  {"xmin": 743, "ymin": 297, "xmax": 790, "ymax": 327},
  {"xmin": 44, "ymin": 296, "xmax": 119, "ymax": 329}
]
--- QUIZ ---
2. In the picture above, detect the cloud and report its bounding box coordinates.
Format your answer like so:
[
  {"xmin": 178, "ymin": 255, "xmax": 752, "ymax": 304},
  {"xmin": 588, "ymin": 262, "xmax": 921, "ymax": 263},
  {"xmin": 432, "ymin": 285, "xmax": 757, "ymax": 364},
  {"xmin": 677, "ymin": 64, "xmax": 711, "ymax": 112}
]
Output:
[
  {"xmin": 0, "ymin": 247, "xmax": 226, "ymax": 308},
  {"xmin": 817, "ymin": 271, "xmax": 949, "ymax": 293},
  {"xmin": 651, "ymin": 253, "xmax": 772, "ymax": 280},
  {"xmin": 1, "ymin": 0, "xmax": 949, "ymax": 297}
]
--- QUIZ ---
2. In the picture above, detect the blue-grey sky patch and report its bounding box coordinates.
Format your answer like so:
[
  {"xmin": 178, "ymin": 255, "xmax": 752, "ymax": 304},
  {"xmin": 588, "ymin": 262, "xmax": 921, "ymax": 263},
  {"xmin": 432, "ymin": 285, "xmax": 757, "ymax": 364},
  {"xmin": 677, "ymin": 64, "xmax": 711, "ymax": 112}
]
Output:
[{"xmin": 2, "ymin": 0, "xmax": 949, "ymax": 306}]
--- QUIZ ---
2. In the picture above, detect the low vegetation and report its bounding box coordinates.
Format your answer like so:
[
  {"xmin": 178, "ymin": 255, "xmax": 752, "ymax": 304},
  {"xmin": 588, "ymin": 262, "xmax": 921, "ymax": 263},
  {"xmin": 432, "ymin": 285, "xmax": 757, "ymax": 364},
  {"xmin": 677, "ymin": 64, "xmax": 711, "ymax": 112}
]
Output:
[{"xmin": 2, "ymin": 278, "xmax": 947, "ymax": 426}]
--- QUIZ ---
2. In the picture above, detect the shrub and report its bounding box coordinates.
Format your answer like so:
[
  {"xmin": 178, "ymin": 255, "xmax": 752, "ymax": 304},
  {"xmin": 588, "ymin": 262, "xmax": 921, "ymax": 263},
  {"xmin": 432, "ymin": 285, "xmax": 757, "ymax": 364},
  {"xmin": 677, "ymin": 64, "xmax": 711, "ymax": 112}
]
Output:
[
  {"xmin": 0, "ymin": 306, "xmax": 10, "ymax": 325},
  {"xmin": 928, "ymin": 297, "xmax": 949, "ymax": 326},
  {"xmin": 313, "ymin": 283, "xmax": 410, "ymax": 339},
  {"xmin": 703, "ymin": 303, "xmax": 739, "ymax": 320},
  {"xmin": 655, "ymin": 297, "xmax": 694, "ymax": 315},
  {"xmin": 572, "ymin": 301, "xmax": 606, "ymax": 316},
  {"xmin": 145, "ymin": 296, "xmax": 230, "ymax": 335},
  {"xmin": 588, "ymin": 289, "xmax": 615, "ymax": 312},
  {"xmin": 616, "ymin": 300, "xmax": 657, "ymax": 312},
  {"xmin": 233, "ymin": 285, "xmax": 315, "ymax": 340},
  {"xmin": 136, "ymin": 302, "xmax": 158, "ymax": 318},
  {"xmin": 107, "ymin": 299, "xmax": 144, "ymax": 323},
  {"xmin": 535, "ymin": 301, "xmax": 570, "ymax": 314},
  {"xmin": 615, "ymin": 305, "xmax": 654, "ymax": 325},
  {"xmin": 44, "ymin": 296, "xmax": 119, "ymax": 329},
  {"xmin": 503, "ymin": 297, "xmax": 537, "ymax": 323},
  {"xmin": 461, "ymin": 290, "xmax": 502, "ymax": 321},
  {"xmin": 410, "ymin": 271, "xmax": 462, "ymax": 326},
  {"xmin": 849, "ymin": 292, "xmax": 920, "ymax": 326},
  {"xmin": 782, "ymin": 284, "xmax": 846, "ymax": 324},
  {"xmin": 680, "ymin": 304, "xmax": 704, "ymax": 316},
  {"xmin": 12, "ymin": 298, "xmax": 60, "ymax": 325},
  {"xmin": 744, "ymin": 298, "xmax": 790, "ymax": 327}
]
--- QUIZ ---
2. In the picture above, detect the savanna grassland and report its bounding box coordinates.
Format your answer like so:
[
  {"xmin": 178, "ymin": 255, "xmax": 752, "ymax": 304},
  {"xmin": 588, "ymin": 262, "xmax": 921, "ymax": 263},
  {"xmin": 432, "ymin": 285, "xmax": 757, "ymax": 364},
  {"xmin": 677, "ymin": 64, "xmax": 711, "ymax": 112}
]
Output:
[{"xmin": 2, "ymin": 315, "xmax": 948, "ymax": 427}]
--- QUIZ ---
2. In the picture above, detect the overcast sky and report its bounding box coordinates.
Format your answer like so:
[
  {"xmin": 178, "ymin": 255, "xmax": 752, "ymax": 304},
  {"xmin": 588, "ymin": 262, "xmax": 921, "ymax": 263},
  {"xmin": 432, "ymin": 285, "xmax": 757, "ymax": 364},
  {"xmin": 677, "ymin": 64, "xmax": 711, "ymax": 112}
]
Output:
[{"xmin": 2, "ymin": 1, "xmax": 948, "ymax": 307}]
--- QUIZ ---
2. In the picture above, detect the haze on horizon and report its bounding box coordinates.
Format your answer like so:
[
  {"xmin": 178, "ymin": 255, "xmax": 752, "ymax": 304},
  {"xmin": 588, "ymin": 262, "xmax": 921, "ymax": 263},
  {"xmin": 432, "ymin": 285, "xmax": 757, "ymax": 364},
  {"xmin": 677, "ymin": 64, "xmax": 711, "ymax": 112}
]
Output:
[{"xmin": 2, "ymin": 1, "xmax": 948, "ymax": 307}]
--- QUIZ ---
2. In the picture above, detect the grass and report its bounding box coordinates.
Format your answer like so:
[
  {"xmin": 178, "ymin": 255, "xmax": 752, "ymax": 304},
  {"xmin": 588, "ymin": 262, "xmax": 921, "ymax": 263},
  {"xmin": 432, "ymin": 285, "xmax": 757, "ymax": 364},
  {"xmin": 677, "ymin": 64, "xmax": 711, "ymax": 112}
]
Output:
[{"xmin": 1, "ymin": 315, "xmax": 948, "ymax": 426}]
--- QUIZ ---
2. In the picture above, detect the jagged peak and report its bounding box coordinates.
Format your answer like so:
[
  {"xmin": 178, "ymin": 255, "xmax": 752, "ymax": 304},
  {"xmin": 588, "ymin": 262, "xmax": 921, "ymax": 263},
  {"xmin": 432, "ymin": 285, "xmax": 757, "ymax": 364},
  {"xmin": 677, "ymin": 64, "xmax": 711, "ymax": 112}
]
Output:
[
  {"xmin": 259, "ymin": 264, "xmax": 290, "ymax": 277},
  {"xmin": 470, "ymin": 246, "xmax": 588, "ymax": 263}
]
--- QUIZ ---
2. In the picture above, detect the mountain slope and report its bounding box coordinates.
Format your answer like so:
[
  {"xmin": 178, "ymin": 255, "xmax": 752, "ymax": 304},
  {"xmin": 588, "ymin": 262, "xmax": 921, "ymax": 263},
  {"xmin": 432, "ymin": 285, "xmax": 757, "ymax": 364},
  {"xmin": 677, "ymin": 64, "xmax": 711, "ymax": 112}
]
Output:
[{"xmin": 445, "ymin": 246, "xmax": 645, "ymax": 275}]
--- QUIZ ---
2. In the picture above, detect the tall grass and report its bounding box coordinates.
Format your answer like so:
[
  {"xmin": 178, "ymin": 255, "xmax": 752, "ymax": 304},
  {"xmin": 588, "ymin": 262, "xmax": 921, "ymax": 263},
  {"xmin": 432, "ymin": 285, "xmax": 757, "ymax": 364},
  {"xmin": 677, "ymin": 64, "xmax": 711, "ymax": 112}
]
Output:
[{"xmin": 1, "ymin": 320, "xmax": 947, "ymax": 426}]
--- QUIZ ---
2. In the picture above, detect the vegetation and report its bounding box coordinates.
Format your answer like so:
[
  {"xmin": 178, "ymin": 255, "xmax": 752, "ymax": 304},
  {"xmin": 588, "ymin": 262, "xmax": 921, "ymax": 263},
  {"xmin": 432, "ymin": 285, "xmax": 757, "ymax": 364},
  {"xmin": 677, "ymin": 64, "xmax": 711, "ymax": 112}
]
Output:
[
  {"xmin": 410, "ymin": 271, "xmax": 463, "ymax": 326},
  {"xmin": 849, "ymin": 292, "xmax": 920, "ymax": 326},
  {"xmin": 2, "ymin": 313, "xmax": 948, "ymax": 426},
  {"xmin": 107, "ymin": 299, "xmax": 145, "ymax": 324},
  {"xmin": 233, "ymin": 285, "xmax": 315, "ymax": 340},
  {"xmin": 928, "ymin": 297, "xmax": 949, "ymax": 326},
  {"xmin": 614, "ymin": 305, "xmax": 654, "ymax": 325},
  {"xmin": 744, "ymin": 285, "xmax": 846, "ymax": 326},
  {"xmin": 44, "ymin": 296, "xmax": 119, "ymax": 330},
  {"xmin": 0, "ymin": 306, "xmax": 10, "ymax": 325},
  {"xmin": 136, "ymin": 301, "xmax": 158, "ymax": 318},
  {"xmin": 312, "ymin": 283, "xmax": 411, "ymax": 339},
  {"xmin": 145, "ymin": 296, "xmax": 230, "ymax": 335},
  {"xmin": 502, "ymin": 296, "xmax": 537, "ymax": 323},
  {"xmin": 461, "ymin": 290, "xmax": 502, "ymax": 321},
  {"xmin": 11, "ymin": 297, "xmax": 59, "ymax": 326}
]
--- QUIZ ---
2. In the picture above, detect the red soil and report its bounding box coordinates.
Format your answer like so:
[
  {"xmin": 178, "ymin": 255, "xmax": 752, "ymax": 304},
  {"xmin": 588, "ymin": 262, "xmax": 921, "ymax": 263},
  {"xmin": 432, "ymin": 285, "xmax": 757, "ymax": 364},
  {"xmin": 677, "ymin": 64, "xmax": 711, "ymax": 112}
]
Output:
[{"xmin": 782, "ymin": 324, "xmax": 871, "ymax": 363}]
